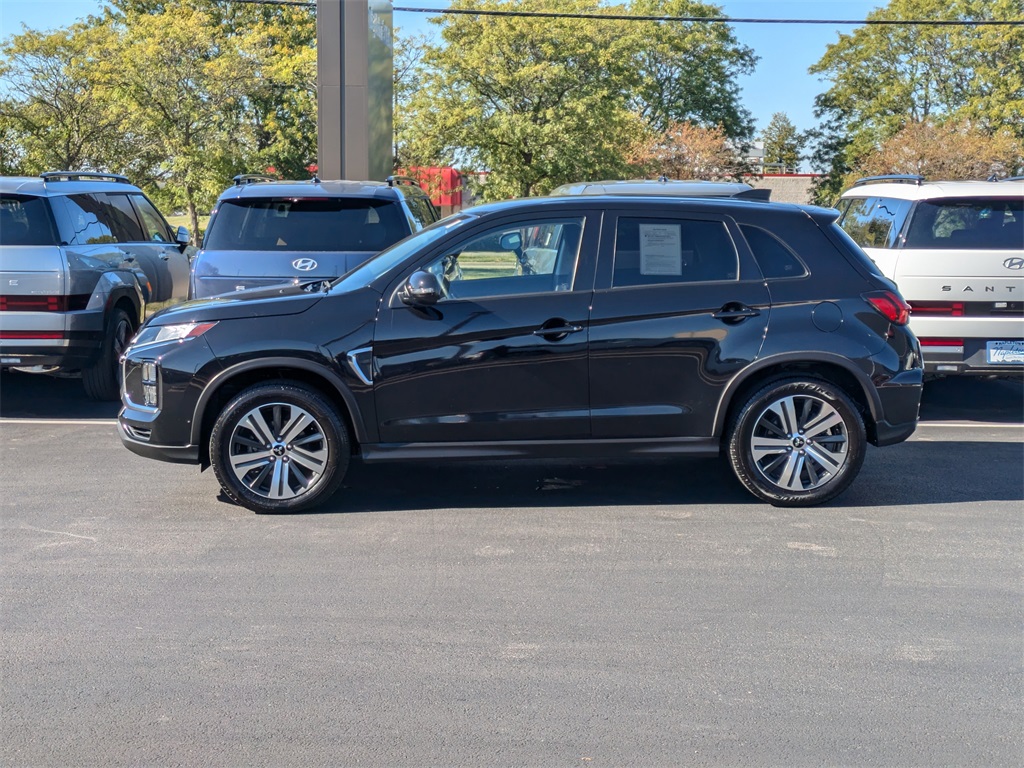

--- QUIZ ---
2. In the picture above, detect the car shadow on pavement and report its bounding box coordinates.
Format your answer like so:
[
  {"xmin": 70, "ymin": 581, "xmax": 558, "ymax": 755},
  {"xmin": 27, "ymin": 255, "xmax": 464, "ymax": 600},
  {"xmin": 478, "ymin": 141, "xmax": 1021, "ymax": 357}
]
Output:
[
  {"xmin": 289, "ymin": 436, "xmax": 1023, "ymax": 514},
  {"xmin": 0, "ymin": 370, "xmax": 120, "ymax": 419},
  {"xmin": 919, "ymin": 376, "xmax": 1023, "ymax": 423}
]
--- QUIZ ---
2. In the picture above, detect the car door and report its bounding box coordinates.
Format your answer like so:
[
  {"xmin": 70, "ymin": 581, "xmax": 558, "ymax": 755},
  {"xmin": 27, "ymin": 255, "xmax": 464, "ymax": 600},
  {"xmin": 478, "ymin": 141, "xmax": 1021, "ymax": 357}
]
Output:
[
  {"xmin": 128, "ymin": 193, "xmax": 189, "ymax": 310},
  {"xmin": 372, "ymin": 212, "xmax": 598, "ymax": 444},
  {"xmin": 588, "ymin": 209, "xmax": 770, "ymax": 439}
]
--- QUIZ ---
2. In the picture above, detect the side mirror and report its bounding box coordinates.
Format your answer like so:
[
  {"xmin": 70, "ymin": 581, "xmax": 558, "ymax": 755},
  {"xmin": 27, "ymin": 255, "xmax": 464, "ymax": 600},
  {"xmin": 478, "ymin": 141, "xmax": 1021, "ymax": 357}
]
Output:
[
  {"xmin": 175, "ymin": 226, "xmax": 191, "ymax": 249},
  {"xmin": 499, "ymin": 232, "xmax": 522, "ymax": 251},
  {"xmin": 401, "ymin": 270, "xmax": 442, "ymax": 306}
]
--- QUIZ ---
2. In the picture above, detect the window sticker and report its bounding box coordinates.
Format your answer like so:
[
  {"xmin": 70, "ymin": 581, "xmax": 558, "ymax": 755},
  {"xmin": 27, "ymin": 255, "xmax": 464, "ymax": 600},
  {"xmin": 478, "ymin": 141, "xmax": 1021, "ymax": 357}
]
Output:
[{"xmin": 639, "ymin": 223, "xmax": 686, "ymax": 275}]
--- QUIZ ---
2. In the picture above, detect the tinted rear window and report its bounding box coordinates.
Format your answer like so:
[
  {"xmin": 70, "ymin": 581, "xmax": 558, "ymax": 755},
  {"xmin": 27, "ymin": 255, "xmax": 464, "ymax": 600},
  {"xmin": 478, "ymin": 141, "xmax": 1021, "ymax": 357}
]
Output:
[
  {"xmin": 204, "ymin": 198, "xmax": 409, "ymax": 252},
  {"xmin": 0, "ymin": 194, "xmax": 59, "ymax": 246},
  {"xmin": 904, "ymin": 197, "xmax": 1023, "ymax": 250}
]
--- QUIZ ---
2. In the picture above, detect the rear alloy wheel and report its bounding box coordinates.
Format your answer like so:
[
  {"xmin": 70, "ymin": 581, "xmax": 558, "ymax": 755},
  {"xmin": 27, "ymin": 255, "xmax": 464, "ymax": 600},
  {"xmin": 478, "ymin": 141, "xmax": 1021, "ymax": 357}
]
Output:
[
  {"xmin": 727, "ymin": 378, "xmax": 866, "ymax": 506},
  {"xmin": 210, "ymin": 382, "xmax": 349, "ymax": 513},
  {"xmin": 83, "ymin": 307, "xmax": 134, "ymax": 401}
]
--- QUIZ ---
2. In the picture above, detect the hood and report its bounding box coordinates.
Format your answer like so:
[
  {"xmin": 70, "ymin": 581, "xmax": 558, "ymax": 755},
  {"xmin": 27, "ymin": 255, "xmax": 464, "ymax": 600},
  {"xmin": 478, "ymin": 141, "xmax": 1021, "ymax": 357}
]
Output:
[{"xmin": 148, "ymin": 280, "xmax": 334, "ymax": 325}]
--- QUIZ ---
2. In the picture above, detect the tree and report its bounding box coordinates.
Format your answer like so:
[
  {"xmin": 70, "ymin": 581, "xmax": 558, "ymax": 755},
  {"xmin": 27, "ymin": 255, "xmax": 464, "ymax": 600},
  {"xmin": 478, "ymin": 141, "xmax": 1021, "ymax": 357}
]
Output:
[
  {"xmin": 629, "ymin": 121, "xmax": 742, "ymax": 179},
  {"xmin": 401, "ymin": 0, "xmax": 757, "ymax": 200},
  {"xmin": 808, "ymin": 0, "xmax": 1024, "ymax": 197},
  {"xmin": 626, "ymin": 0, "xmax": 756, "ymax": 139},
  {"xmin": 0, "ymin": 23, "xmax": 127, "ymax": 174},
  {"xmin": 760, "ymin": 112, "xmax": 803, "ymax": 172},
  {"xmin": 96, "ymin": 3, "xmax": 260, "ymax": 238},
  {"xmin": 854, "ymin": 120, "xmax": 1024, "ymax": 180}
]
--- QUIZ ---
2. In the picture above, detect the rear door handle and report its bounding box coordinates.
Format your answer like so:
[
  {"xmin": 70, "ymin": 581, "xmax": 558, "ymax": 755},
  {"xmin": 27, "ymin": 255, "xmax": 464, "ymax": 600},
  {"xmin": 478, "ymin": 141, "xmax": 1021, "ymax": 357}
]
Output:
[
  {"xmin": 533, "ymin": 321, "xmax": 584, "ymax": 341},
  {"xmin": 712, "ymin": 304, "xmax": 760, "ymax": 323}
]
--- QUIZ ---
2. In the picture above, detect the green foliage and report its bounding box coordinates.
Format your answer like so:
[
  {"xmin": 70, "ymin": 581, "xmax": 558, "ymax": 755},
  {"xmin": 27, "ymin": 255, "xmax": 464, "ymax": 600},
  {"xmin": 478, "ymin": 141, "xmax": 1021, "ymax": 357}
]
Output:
[
  {"xmin": 808, "ymin": 0, "xmax": 1024, "ymax": 196},
  {"xmin": 759, "ymin": 112, "xmax": 804, "ymax": 172},
  {"xmin": 399, "ymin": 0, "xmax": 757, "ymax": 200}
]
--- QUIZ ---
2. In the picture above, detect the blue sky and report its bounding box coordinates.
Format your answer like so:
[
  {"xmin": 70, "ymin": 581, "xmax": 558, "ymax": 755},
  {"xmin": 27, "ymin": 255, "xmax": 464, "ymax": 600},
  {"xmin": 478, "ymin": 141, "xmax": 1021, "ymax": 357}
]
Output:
[{"xmin": 0, "ymin": 0, "xmax": 886, "ymax": 139}]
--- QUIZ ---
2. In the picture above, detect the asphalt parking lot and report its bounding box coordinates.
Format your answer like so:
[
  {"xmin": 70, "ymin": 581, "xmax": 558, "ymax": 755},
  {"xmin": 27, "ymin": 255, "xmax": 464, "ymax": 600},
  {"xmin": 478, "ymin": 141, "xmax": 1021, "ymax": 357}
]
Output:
[{"xmin": 1, "ymin": 372, "xmax": 1021, "ymax": 766}]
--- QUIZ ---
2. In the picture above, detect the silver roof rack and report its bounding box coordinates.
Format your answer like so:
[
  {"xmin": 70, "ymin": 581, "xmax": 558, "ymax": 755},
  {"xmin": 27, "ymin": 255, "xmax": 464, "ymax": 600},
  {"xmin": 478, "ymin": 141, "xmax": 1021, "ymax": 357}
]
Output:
[
  {"xmin": 852, "ymin": 174, "xmax": 925, "ymax": 187},
  {"xmin": 40, "ymin": 171, "xmax": 130, "ymax": 183}
]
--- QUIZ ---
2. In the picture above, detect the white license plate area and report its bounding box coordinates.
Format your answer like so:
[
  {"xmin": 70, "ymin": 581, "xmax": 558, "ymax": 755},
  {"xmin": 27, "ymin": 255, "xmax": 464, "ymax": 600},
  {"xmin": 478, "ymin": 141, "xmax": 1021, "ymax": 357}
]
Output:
[{"xmin": 986, "ymin": 340, "xmax": 1024, "ymax": 364}]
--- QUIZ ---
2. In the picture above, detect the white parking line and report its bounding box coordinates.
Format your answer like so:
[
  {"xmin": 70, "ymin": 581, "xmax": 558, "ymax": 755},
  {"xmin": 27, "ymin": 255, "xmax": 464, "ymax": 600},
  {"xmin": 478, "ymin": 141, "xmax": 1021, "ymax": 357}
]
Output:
[
  {"xmin": 916, "ymin": 422, "xmax": 1023, "ymax": 429},
  {"xmin": 0, "ymin": 419, "xmax": 118, "ymax": 426}
]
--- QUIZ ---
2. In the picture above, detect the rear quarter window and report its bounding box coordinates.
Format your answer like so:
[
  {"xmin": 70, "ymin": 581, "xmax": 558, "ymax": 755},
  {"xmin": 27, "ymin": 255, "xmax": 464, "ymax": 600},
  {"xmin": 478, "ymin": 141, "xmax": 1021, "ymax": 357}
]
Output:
[
  {"xmin": 0, "ymin": 194, "xmax": 59, "ymax": 246},
  {"xmin": 836, "ymin": 196, "xmax": 912, "ymax": 248},
  {"xmin": 739, "ymin": 224, "xmax": 808, "ymax": 279},
  {"xmin": 204, "ymin": 198, "xmax": 409, "ymax": 252}
]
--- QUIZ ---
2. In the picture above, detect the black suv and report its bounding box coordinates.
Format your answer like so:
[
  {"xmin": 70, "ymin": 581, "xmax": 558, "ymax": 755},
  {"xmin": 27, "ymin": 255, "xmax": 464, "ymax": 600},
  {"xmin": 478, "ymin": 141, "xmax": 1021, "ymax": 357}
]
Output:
[{"xmin": 119, "ymin": 195, "xmax": 923, "ymax": 512}]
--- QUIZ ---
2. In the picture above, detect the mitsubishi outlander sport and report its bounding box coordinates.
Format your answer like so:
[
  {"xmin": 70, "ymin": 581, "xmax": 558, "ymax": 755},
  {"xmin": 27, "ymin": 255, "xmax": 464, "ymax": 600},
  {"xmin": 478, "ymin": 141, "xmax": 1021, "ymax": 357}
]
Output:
[{"xmin": 119, "ymin": 195, "xmax": 923, "ymax": 512}]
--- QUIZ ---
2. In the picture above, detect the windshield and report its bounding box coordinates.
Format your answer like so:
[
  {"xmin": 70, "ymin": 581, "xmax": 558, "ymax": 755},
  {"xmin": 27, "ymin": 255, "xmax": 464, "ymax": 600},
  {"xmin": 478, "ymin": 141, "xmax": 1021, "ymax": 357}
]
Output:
[
  {"xmin": 204, "ymin": 197, "xmax": 408, "ymax": 252},
  {"xmin": 331, "ymin": 214, "xmax": 476, "ymax": 292},
  {"xmin": 0, "ymin": 194, "xmax": 58, "ymax": 246}
]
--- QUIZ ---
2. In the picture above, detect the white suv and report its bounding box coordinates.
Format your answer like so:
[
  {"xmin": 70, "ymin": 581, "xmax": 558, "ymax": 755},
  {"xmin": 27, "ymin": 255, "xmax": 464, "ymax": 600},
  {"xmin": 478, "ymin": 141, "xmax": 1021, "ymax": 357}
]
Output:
[{"xmin": 837, "ymin": 176, "xmax": 1023, "ymax": 376}]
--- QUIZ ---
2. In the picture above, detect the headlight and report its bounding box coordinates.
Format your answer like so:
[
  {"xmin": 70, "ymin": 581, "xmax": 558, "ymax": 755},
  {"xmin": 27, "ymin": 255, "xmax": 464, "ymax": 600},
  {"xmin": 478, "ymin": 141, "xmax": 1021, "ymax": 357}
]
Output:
[{"xmin": 132, "ymin": 321, "xmax": 218, "ymax": 348}]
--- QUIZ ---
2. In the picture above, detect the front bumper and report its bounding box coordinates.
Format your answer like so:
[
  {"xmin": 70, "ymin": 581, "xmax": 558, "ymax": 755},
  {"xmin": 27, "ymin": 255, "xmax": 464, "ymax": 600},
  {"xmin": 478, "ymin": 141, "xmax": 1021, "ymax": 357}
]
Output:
[{"xmin": 118, "ymin": 420, "xmax": 200, "ymax": 464}]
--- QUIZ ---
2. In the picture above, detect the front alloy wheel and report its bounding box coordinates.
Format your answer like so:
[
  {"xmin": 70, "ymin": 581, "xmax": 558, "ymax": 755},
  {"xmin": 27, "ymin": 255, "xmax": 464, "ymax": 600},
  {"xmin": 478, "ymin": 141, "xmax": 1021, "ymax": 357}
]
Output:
[
  {"xmin": 210, "ymin": 382, "xmax": 349, "ymax": 513},
  {"xmin": 728, "ymin": 378, "xmax": 866, "ymax": 506}
]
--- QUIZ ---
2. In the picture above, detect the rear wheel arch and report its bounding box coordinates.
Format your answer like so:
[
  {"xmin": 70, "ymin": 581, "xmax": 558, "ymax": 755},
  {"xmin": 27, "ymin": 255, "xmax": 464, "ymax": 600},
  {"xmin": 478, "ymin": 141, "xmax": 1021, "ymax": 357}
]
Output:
[
  {"xmin": 193, "ymin": 359, "xmax": 365, "ymax": 467},
  {"xmin": 715, "ymin": 356, "xmax": 881, "ymax": 443}
]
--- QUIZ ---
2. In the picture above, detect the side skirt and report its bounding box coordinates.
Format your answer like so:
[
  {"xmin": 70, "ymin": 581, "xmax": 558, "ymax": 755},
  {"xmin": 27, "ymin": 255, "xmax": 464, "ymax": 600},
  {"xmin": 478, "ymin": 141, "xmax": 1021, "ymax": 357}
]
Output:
[{"xmin": 359, "ymin": 437, "xmax": 720, "ymax": 463}]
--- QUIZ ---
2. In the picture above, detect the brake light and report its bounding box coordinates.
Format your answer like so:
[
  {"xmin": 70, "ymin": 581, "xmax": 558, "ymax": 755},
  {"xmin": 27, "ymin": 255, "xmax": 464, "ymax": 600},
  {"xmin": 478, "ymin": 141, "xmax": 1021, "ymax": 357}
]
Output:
[
  {"xmin": 0, "ymin": 331, "xmax": 64, "ymax": 339},
  {"xmin": 863, "ymin": 290, "xmax": 911, "ymax": 326},
  {"xmin": 0, "ymin": 295, "xmax": 90, "ymax": 312},
  {"xmin": 909, "ymin": 301, "xmax": 964, "ymax": 316}
]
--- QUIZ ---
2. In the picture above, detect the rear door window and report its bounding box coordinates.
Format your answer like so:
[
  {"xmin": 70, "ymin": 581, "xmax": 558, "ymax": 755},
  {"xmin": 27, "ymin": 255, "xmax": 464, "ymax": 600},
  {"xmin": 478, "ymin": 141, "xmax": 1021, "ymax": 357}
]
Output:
[
  {"xmin": 64, "ymin": 193, "xmax": 130, "ymax": 245},
  {"xmin": 904, "ymin": 197, "xmax": 1023, "ymax": 249},
  {"xmin": 613, "ymin": 216, "xmax": 738, "ymax": 287},
  {"xmin": 107, "ymin": 194, "xmax": 146, "ymax": 242},
  {"xmin": 204, "ymin": 198, "xmax": 409, "ymax": 252},
  {"xmin": 0, "ymin": 194, "xmax": 59, "ymax": 246}
]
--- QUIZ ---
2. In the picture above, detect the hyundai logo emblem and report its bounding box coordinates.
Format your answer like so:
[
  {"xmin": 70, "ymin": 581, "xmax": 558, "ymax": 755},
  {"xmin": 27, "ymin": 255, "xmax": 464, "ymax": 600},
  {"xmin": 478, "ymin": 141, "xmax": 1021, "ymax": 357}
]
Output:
[
  {"xmin": 292, "ymin": 258, "xmax": 318, "ymax": 272},
  {"xmin": 1003, "ymin": 257, "xmax": 1024, "ymax": 271}
]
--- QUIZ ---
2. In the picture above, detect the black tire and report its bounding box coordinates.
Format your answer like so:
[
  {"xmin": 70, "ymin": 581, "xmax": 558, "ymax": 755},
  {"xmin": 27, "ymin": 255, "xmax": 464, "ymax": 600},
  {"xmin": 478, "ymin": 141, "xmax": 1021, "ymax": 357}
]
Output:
[
  {"xmin": 727, "ymin": 377, "xmax": 866, "ymax": 507},
  {"xmin": 210, "ymin": 382, "xmax": 350, "ymax": 514},
  {"xmin": 82, "ymin": 307, "xmax": 134, "ymax": 401}
]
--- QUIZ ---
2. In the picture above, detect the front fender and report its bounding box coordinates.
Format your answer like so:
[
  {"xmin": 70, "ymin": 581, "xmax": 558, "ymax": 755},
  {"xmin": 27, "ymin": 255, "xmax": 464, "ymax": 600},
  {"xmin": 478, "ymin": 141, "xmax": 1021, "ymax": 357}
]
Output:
[{"xmin": 189, "ymin": 355, "xmax": 371, "ymax": 449}]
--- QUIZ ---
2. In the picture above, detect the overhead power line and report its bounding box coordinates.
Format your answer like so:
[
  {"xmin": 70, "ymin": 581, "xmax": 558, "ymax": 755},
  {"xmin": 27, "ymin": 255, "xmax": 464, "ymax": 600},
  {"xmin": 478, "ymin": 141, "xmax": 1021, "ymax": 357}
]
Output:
[
  {"xmin": 216, "ymin": 0, "xmax": 1024, "ymax": 26},
  {"xmin": 394, "ymin": 7, "xmax": 1024, "ymax": 26}
]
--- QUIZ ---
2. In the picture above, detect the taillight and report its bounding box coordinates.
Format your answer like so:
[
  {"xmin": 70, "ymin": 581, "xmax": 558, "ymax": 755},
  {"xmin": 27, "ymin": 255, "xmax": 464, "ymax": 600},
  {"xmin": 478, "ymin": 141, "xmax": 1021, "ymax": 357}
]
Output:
[
  {"xmin": 909, "ymin": 301, "xmax": 964, "ymax": 316},
  {"xmin": 0, "ymin": 331, "xmax": 64, "ymax": 339},
  {"xmin": 863, "ymin": 290, "xmax": 911, "ymax": 326},
  {"xmin": 0, "ymin": 295, "xmax": 89, "ymax": 312}
]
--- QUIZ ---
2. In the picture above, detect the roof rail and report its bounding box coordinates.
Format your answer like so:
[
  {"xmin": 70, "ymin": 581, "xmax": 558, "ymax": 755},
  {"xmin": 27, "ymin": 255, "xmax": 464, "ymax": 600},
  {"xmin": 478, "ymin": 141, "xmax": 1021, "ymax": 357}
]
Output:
[
  {"xmin": 386, "ymin": 175, "xmax": 421, "ymax": 188},
  {"xmin": 852, "ymin": 174, "xmax": 925, "ymax": 187},
  {"xmin": 1000, "ymin": 175, "xmax": 1024, "ymax": 182},
  {"xmin": 232, "ymin": 174, "xmax": 277, "ymax": 186},
  {"xmin": 40, "ymin": 171, "xmax": 130, "ymax": 184}
]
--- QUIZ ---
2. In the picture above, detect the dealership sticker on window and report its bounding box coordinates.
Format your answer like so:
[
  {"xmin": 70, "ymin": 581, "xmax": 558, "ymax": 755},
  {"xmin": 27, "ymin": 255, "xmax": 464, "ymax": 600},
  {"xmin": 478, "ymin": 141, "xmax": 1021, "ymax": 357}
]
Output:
[{"xmin": 640, "ymin": 224, "xmax": 690, "ymax": 275}]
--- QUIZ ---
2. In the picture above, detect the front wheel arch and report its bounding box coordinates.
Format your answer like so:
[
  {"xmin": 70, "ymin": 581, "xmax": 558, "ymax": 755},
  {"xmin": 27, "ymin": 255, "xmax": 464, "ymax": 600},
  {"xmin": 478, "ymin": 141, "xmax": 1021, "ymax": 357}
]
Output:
[{"xmin": 193, "ymin": 361, "xmax": 366, "ymax": 468}]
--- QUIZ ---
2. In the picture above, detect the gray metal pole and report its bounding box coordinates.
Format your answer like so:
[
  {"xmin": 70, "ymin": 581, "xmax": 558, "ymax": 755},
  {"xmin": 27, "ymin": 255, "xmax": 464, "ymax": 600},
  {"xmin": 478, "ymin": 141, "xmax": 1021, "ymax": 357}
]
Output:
[{"xmin": 317, "ymin": 0, "xmax": 393, "ymax": 181}]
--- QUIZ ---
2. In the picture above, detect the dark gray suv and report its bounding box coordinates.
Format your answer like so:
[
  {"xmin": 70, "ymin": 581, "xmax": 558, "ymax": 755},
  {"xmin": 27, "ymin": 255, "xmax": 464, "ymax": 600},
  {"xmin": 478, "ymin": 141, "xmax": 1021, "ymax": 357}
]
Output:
[
  {"xmin": 190, "ymin": 175, "xmax": 440, "ymax": 299},
  {"xmin": 0, "ymin": 172, "xmax": 190, "ymax": 400}
]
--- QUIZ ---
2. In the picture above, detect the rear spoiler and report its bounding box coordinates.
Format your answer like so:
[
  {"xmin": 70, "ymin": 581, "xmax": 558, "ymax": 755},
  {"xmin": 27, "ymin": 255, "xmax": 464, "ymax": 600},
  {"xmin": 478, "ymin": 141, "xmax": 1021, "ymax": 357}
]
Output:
[{"xmin": 734, "ymin": 188, "xmax": 771, "ymax": 201}]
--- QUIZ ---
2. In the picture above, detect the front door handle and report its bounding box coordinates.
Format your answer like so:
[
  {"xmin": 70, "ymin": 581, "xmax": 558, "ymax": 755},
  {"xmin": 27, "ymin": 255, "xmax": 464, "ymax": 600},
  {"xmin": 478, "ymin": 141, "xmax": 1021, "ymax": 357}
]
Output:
[
  {"xmin": 533, "ymin": 319, "xmax": 584, "ymax": 341},
  {"xmin": 712, "ymin": 303, "xmax": 761, "ymax": 323}
]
